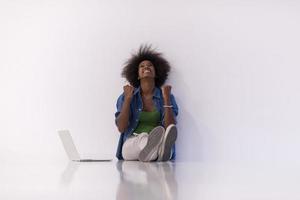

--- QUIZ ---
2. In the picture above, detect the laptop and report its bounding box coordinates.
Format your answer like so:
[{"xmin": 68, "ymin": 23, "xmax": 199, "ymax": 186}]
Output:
[{"xmin": 58, "ymin": 129, "xmax": 112, "ymax": 162}]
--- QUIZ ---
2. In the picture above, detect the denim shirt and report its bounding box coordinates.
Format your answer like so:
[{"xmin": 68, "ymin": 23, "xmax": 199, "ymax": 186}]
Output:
[{"xmin": 114, "ymin": 86, "xmax": 179, "ymax": 160}]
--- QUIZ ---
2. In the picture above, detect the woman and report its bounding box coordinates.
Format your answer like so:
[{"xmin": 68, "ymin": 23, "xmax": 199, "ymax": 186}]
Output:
[{"xmin": 115, "ymin": 44, "xmax": 179, "ymax": 162}]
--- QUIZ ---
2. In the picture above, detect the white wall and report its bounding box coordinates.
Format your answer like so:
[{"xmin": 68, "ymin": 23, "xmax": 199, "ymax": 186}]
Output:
[{"xmin": 1, "ymin": 0, "xmax": 300, "ymax": 163}]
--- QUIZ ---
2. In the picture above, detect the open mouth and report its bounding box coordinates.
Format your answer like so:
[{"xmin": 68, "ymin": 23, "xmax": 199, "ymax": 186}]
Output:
[{"xmin": 144, "ymin": 69, "xmax": 151, "ymax": 73}]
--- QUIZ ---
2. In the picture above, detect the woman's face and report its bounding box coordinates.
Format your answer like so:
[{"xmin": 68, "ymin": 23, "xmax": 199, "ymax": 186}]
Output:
[{"xmin": 138, "ymin": 60, "xmax": 156, "ymax": 80}]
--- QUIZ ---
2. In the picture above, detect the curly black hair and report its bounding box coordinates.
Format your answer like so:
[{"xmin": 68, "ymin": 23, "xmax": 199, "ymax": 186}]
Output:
[{"xmin": 121, "ymin": 44, "xmax": 171, "ymax": 88}]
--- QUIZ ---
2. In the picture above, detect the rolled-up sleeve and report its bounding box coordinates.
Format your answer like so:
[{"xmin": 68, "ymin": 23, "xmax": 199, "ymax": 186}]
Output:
[{"xmin": 115, "ymin": 94, "xmax": 124, "ymax": 126}]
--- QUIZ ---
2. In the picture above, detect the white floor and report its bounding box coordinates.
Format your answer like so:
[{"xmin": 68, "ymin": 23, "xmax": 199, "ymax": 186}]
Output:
[{"xmin": 1, "ymin": 160, "xmax": 300, "ymax": 200}]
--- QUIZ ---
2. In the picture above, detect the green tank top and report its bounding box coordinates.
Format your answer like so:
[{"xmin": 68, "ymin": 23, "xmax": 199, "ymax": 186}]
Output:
[{"xmin": 133, "ymin": 108, "xmax": 160, "ymax": 134}]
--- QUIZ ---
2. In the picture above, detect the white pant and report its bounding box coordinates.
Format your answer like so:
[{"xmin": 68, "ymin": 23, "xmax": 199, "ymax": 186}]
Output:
[{"xmin": 122, "ymin": 132, "xmax": 158, "ymax": 161}]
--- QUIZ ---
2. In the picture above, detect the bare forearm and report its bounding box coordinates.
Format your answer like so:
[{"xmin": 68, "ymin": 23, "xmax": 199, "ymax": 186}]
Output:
[
  {"xmin": 116, "ymin": 98, "xmax": 131, "ymax": 133},
  {"xmin": 163, "ymin": 97, "xmax": 175, "ymax": 128}
]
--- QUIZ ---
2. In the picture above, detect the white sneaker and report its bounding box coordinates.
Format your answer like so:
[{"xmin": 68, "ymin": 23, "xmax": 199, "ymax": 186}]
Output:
[
  {"xmin": 138, "ymin": 126, "xmax": 165, "ymax": 162},
  {"xmin": 157, "ymin": 124, "xmax": 177, "ymax": 162}
]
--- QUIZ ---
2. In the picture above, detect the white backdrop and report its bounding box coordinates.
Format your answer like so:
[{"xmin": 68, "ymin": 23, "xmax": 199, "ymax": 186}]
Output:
[{"xmin": 1, "ymin": 0, "xmax": 300, "ymax": 163}]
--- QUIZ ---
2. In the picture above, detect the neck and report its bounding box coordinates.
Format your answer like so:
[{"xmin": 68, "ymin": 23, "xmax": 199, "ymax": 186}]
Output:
[{"xmin": 140, "ymin": 78, "xmax": 155, "ymax": 96}]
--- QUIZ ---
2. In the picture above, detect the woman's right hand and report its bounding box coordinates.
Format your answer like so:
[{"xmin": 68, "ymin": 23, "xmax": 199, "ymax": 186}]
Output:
[{"xmin": 123, "ymin": 85, "xmax": 134, "ymax": 100}]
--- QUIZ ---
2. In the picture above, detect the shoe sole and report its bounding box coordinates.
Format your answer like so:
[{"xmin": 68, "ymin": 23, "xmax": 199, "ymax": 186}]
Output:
[
  {"xmin": 158, "ymin": 125, "xmax": 177, "ymax": 161},
  {"xmin": 138, "ymin": 126, "xmax": 164, "ymax": 162}
]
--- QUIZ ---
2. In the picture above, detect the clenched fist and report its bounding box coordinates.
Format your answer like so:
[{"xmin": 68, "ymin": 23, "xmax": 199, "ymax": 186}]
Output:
[{"xmin": 123, "ymin": 85, "xmax": 134, "ymax": 100}]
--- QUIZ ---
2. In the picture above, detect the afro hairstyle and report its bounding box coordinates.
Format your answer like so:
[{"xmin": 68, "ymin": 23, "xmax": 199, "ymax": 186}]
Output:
[{"xmin": 121, "ymin": 44, "xmax": 171, "ymax": 88}]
